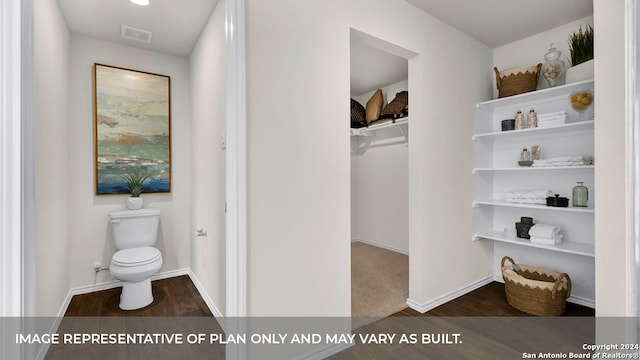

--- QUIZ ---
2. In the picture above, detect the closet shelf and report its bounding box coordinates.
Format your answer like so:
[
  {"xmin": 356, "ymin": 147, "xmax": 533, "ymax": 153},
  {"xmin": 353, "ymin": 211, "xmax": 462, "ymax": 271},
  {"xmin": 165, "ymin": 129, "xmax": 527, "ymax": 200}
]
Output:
[
  {"xmin": 350, "ymin": 117, "xmax": 408, "ymax": 136},
  {"xmin": 472, "ymin": 165, "xmax": 594, "ymax": 174},
  {"xmin": 473, "ymin": 200, "xmax": 594, "ymax": 213},
  {"xmin": 473, "ymin": 231, "xmax": 594, "ymax": 257},
  {"xmin": 475, "ymin": 79, "xmax": 594, "ymax": 111},
  {"xmin": 472, "ymin": 120, "xmax": 594, "ymax": 141}
]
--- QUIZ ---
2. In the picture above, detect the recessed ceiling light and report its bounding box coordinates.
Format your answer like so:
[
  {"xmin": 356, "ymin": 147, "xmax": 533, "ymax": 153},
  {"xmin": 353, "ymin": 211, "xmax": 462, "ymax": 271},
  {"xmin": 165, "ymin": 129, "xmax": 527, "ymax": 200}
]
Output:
[{"xmin": 130, "ymin": 0, "xmax": 150, "ymax": 6}]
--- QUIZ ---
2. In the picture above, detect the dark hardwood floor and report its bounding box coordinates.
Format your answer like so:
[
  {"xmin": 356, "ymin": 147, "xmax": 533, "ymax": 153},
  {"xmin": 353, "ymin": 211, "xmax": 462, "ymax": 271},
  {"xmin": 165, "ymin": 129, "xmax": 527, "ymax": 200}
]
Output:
[
  {"xmin": 329, "ymin": 282, "xmax": 595, "ymax": 359},
  {"xmin": 49, "ymin": 277, "xmax": 595, "ymax": 359},
  {"xmin": 45, "ymin": 275, "xmax": 223, "ymax": 360},
  {"xmin": 393, "ymin": 281, "xmax": 595, "ymax": 317},
  {"xmin": 63, "ymin": 274, "xmax": 213, "ymax": 317}
]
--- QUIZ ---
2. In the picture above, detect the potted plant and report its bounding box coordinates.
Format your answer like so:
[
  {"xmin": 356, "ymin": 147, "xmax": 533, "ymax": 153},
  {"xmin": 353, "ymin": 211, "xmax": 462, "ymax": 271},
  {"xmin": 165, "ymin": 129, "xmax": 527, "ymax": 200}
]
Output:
[
  {"xmin": 121, "ymin": 167, "xmax": 155, "ymax": 210},
  {"xmin": 565, "ymin": 25, "xmax": 594, "ymax": 84}
]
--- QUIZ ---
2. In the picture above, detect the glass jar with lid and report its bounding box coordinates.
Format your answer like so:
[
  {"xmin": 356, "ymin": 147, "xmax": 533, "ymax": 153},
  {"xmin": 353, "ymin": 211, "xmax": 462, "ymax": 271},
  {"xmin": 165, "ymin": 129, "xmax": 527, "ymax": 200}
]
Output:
[{"xmin": 542, "ymin": 44, "xmax": 566, "ymax": 87}]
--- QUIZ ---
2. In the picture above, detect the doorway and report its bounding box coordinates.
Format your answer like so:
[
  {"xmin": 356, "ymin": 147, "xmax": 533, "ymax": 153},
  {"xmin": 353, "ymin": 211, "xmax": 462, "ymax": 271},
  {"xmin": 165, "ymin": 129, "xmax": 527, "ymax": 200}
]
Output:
[{"xmin": 350, "ymin": 29, "xmax": 412, "ymax": 318}]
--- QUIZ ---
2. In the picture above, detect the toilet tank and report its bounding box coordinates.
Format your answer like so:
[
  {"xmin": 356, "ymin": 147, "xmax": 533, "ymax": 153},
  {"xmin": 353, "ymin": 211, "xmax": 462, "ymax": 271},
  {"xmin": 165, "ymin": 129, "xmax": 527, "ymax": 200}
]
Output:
[{"xmin": 109, "ymin": 208, "xmax": 161, "ymax": 250}]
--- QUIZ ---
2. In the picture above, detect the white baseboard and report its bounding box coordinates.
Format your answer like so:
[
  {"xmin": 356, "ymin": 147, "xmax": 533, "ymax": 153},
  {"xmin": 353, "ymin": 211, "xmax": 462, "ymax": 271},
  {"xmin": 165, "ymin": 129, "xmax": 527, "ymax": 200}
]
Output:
[
  {"xmin": 406, "ymin": 276, "xmax": 494, "ymax": 313},
  {"xmin": 351, "ymin": 238, "xmax": 408, "ymax": 255},
  {"xmin": 186, "ymin": 270, "xmax": 226, "ymax": 329},
  {"xmin": 492, "ymin": 275, "xmax": 595, "ymax": 309}
]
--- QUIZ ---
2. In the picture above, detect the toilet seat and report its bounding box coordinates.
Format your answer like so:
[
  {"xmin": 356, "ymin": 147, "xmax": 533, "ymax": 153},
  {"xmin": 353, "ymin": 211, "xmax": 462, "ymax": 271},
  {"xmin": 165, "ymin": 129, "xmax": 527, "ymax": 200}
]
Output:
[{"xmin": 112, "ymin": 247, "xmax": 161, "ymax": 267}]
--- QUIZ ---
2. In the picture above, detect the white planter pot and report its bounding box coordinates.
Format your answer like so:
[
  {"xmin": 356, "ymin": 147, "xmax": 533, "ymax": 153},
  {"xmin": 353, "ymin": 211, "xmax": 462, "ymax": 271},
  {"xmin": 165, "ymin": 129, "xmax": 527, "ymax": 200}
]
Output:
[
  {"xmin": 127, "ymin": 196, "xmax": 143, "ymax": 210},
  {"xmin": 565, "ymin": 59, "xmax": 594, "ymax": 84}
]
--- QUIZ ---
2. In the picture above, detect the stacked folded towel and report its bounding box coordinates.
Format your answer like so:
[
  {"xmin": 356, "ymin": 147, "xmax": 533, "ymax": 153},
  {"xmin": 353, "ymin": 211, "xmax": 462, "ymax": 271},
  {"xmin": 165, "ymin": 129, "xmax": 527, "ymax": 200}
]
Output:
[
  {"xmin": 532, "ymin": 155, "xmax": 586, "ymax": 167},
  {"xmin": 505, "ymin": 189, "xmax": 553, "ymax": 205},
  {"xmin": 537, "ymin": 111, "xmax": 567, "ymax": 128},
  {"xmin": 528, "ymin": 224, "xmax": 563, "ymax": 245}
]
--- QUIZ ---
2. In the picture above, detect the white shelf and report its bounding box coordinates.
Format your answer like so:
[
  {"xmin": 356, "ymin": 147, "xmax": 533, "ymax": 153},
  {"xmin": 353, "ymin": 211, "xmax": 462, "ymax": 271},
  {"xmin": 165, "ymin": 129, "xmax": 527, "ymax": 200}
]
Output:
[
  {"xmin": 476, "ymin": 79, "xmax": 594, "ymax": 112},
  {"xmin": 350, "ymin": 117, "xmax": 408, "ymax": 136},
  {"xmin": 472, "ymin": 120, "xmax": 594, "ymax": 141},
  {"xmin": 472, "ymin": 165, "xmax": 594, "ymax": 174},
  {"xmin": 473, "ymin": 231, "xmax": 594, "ymax": 258},
  {"xmin": 473, "ymin": 200, "xmax": 594, "ymax": 214}
]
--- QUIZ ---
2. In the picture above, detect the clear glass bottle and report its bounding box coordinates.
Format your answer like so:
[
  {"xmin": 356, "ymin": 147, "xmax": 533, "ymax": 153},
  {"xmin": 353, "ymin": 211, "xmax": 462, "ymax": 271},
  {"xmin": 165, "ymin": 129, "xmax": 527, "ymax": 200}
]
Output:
[
  {"xmin": 527, "ymin": 109, "xmax": 537, "ymax": 128},
  {"xmin": 520, "ymin": 148, "xmax": 530, "ymax": 161},
  {"xmin": 542, "ymin": 44, "xmax": 566, "ymax": 87},
  {"xmin": 572, "ymin": 181, "xmax": 588, "ymax": 207},
  {"xmin": 515, "ymin": 110, "xmax": 525, "ymax": 130}
]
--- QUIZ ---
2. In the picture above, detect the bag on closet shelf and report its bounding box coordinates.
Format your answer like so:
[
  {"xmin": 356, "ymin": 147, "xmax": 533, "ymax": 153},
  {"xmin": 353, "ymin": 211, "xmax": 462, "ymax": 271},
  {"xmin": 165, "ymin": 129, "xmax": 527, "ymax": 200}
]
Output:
[
  {"xmin": 365, "ymin": 89, "xmax": 384, "ymax": 125},
  {"xmin": 381, "ymin": 91, "xmax": 408, "ymax": 120},
  {"xmin": 350, "ymin": 98, "xmax": 367, "ymax": 128}
]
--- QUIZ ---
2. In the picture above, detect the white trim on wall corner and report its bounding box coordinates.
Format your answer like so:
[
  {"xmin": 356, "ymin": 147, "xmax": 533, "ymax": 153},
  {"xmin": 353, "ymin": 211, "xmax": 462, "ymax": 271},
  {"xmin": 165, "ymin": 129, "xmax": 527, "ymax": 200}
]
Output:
[
  {"xmin": 626, "ymin": 0, "xmax": 640, "ymax": 317},
  {"xmin": 225, "ymin": 0, "xmax": 248, "ymax": 318},
  {"xmin": 406, "ymin": 276, "xmax": 494, "ymax": 313}
]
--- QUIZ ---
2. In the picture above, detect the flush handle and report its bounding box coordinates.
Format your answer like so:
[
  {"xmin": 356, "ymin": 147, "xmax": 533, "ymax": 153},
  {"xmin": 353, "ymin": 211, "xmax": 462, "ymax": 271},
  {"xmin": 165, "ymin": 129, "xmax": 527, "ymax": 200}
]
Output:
[{"xmin": 109, "ymin": 219, "xmax": 121, "ymax": 224}]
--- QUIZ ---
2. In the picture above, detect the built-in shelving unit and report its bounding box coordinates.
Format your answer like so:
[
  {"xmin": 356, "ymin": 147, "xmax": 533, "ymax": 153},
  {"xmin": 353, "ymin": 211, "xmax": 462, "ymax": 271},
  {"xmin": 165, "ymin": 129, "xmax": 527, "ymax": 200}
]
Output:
[{"xmin": 472, "ymin": 79, "xmax": 595, "ymax": 307}]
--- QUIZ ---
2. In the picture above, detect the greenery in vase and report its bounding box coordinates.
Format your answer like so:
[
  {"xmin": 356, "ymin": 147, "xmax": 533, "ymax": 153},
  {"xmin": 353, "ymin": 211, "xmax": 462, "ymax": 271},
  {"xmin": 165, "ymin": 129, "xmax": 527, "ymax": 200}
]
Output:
[
  {"xmin": 568, "ymin": 25, "xmax": 594, "ymax": 67},
  {"xmin": 120, "ymin": 167, "xmax": 155, "ymax": 197}
]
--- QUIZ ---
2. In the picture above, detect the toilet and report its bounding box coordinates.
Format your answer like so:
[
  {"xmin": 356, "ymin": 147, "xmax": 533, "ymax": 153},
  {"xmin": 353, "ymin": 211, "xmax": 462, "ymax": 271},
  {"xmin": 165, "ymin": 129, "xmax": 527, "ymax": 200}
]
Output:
[{"xmin": 108, "ymin": 208, "xmax": 163, "ymax": 310}]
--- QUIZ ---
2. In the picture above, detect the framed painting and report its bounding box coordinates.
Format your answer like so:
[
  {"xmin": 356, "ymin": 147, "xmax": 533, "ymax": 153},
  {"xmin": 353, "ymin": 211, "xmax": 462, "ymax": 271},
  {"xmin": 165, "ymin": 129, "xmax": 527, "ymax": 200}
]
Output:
[{"xmin": 93, "ymin": 63, "xmax": 171, "ymax": 195}]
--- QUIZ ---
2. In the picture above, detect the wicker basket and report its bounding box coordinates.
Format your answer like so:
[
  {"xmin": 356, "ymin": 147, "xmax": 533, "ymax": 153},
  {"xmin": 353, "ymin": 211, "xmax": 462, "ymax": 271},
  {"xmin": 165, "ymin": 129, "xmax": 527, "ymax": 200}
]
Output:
[
  {"xmin": 501, "ymin": 256, "xmax": 571, "ymax": 316},
  {"xmin": 494, "ymin": 64, "xmax": 542, "ymax": 98}
]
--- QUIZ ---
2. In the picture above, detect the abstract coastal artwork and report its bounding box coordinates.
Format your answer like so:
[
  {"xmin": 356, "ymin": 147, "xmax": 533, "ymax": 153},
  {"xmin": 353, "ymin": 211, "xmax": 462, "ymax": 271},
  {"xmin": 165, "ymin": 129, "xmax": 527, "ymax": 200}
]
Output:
[{"xmin": 94, "ymin": 63, "xmax": 171, "ymax": 195}]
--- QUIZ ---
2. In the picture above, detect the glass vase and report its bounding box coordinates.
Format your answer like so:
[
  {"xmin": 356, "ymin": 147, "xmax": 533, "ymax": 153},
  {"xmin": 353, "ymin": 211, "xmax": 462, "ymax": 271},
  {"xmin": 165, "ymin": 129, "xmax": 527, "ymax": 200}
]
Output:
[{"xmin": 572, "ymin": 182, "xmax": 588, "ymax": 207}]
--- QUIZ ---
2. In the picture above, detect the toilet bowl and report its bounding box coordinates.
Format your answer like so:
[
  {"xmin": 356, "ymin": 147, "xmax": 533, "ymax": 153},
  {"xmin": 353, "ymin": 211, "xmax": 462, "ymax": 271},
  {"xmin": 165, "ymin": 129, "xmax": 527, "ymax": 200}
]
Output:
[
  {"xmin": 110, "ymin": 247, "xmax": 163, "ymax": 310},
  {"xmin": 108, "ymin": 208, "xmax": 163, "ymax": 310}
]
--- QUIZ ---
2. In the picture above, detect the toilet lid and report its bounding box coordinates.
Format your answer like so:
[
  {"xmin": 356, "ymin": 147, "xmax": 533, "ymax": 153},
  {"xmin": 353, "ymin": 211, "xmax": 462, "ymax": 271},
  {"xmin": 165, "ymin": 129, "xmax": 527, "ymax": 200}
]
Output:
[{"xmin": 112, "ymin": 247, "xmax": 161, "ymax": 267}]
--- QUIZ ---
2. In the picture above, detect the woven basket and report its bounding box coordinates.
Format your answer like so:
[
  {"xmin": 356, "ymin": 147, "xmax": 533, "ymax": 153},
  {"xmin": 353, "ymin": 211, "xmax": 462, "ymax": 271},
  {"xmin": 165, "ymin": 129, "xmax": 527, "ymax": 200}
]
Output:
[
  {"xmin": 494, "ymin": 64, "xmax": 542, "ymax": 98},
  {"xmin": 501, "ymin": 256, "xmax": 571, "ymax": 316}
]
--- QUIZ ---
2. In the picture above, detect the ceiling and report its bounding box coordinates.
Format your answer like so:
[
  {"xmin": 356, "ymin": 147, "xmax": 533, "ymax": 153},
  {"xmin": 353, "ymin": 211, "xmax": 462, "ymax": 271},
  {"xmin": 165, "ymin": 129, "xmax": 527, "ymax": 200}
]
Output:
[
  {"xmin": 56, "ymin": 0, "xmax": 592, "ymax": 94},
  {"xmin": 351, "ymin": 0, "xmax": 593, "ymax": 95},
  {"xmin": 57, "ymin": 0, "xmax": 218, "ymax": 57}
]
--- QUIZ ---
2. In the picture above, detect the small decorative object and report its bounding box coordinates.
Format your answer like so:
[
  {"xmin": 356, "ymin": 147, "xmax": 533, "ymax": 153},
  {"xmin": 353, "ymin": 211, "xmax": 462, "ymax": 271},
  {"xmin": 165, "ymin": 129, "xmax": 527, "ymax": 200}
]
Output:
[
  {"xmin": 520, "ymin": 148, "xmax": 531, "ymax": 162},
  {"xmin": 515, "ymin": 110, "xmax": 525, "ymax": 130},
  {"xmin": 501, "ymin": 119, "xmax": 515, "ymax": 131},
  {"xmin": 515, "ymin": 217, "xmax": 534, "ymax": 239},
  {"xmin": 542, "ymin": 44, "xmax": 566, "ymax": 87},
  {"xmin": 565, "ymin": 25, "xmax": 594, "ymax": 84},
  {"xmin": 546, "ymin": 194, "xmax": 569, "ymax": 207},
  {"xmin": 350, "ymin": 98, "xmax": 367, "ymax": 128},
  {"xmin": 121, "ymin": 167, "xmax": 155, "ymax": 210},
  {"xmin": 494, "ymin": 64, "xmax": 542, "ymax": 98},
  {"xmin": 365, "ymin": 89, "xmax": 384, "ymax": 125},
  {"xmin": 532, "ymin": 145, "xmax": 541, "ymax": 160},
  {"xmin": 572, "ymin": 181, "xmax": 589, "ymax": 207},
  {"xmin": 501, "ymin": 256, "xmax": 571, "ymax": 316},
  {"xmin": 380, "ymin": 91, "xmax": 408, "ymax": 120},
  {"xmin": 569, "ymin": 90, "xmax": 594, "ymax": 121},
  {"xmin": 527, "ymin": 109, "xmax": 538, "ymax": 128}
]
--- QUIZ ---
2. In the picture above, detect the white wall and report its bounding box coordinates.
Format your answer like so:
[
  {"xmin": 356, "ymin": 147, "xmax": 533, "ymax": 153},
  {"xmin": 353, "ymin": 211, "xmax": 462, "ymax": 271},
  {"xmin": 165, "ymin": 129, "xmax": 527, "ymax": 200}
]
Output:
[
  {"xmin": 67, "ymin": 35, "xmax": 192, "ymax": 288},
  {"xmin": 189, "ymin": 0, "xmax": 226, "ymax": 315},
  {"xmin": 34, "ymin": 0, "xmax": 70, "ymax": 316},
  {"xmin": 493, "ymin": 16, "xmax": 594, "ymax": 98},
  {"xmin": 245, "ymin": 0, "xmax": 493, "ymax": 316},
  {"xmin": 351, "ymin": 80, "xmax": 409, "ymax": 253},
  {"xmin": 593, "ymin": 0, "xmax": 628, "ymax": 316}
]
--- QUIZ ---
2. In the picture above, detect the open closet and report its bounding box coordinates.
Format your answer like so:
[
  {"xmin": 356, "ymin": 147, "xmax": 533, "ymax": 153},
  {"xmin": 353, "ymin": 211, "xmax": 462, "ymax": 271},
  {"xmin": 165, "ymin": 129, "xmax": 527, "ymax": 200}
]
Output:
[{"xmin": 350, "ymin": 29, "xmax": 410, "ymax": 318}]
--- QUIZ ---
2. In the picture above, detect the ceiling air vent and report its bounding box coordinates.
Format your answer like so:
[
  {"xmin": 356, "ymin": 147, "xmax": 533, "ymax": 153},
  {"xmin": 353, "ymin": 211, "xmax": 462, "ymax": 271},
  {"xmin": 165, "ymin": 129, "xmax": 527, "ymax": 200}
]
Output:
[{"xmin": 121, "ymin": 25, "xmax": 152, "ymax": 44}]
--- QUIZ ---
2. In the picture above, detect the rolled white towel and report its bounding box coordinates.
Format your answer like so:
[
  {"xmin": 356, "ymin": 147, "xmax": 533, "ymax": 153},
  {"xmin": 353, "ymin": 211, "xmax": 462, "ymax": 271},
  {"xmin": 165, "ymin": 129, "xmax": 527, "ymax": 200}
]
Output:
[
  {"xmin": 530, "ymin": 236, "xmax": 563, "ymax": 245},
  {"xmin": 528, "ymin": 224, "xmax": 561, "ymax": 239},
  {"xmin": 506, "ymin": 189, "xmax": 553, "ymax": 199},
  {"xmin": 551, "ymin": 161, "xmax": 585, "ymax": 167},
  {"xmin": 551, "ymin": 155, "xmax": 584, "ymax": 162}
]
